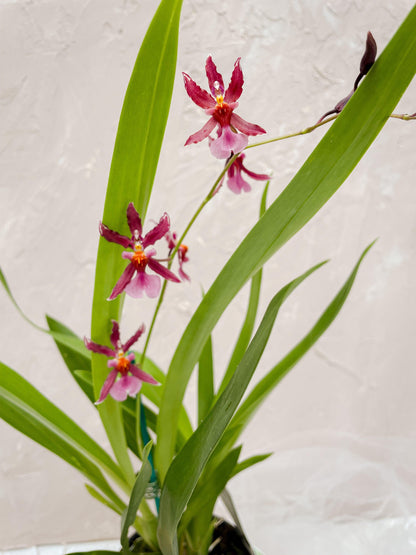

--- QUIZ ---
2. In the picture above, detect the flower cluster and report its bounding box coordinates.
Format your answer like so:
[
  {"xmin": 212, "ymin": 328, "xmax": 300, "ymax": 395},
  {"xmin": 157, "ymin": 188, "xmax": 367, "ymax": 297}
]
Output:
[
  {"xmin": 184, "ymin": 56, "xmax": 266, "ymax": 159},
  {"xmin": 85, "ymin": 321, "xmax": 158, "ymax": 403}
]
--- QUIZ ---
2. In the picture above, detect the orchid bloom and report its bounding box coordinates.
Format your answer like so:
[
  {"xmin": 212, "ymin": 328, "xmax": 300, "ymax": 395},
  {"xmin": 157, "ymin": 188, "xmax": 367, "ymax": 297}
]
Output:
[
  {"xmin": 100, "ymin": 203, "xmax": 180, "ymax": 300},
  {"xmin": 165, "ymin": 230, "xmax": 190, "ymax": 281},
  {"xmin": 224, "ymin": 153, "xmax": 270, "ymax": 194},
  {"xmin": 183, "ymin": 56, "xmax": 266, "ymax": 159},
  {"xmin": 84, "ymin": 320, "xmax": 158, "ymax": 404}
]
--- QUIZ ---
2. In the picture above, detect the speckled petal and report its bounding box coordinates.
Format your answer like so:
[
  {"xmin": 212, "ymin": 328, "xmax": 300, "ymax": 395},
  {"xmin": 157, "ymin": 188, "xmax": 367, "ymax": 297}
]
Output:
[
  {"xmin": 205, "ymin": 56, "xmax": 225, "ymax": 97},
  {"xmin": 95, "ymin": 369, "xmax": 118, "ymax": 404},
  {"xmin": 209, "ymin": 126, "xmax": 248, "ymax": 159},
  {"xmin": 184, "ymin": 117, "xmax": 216, "ymax": 146},
  {"xmin": 224, "ymin": 58, "xmax": 243, "ymax": 103},
  {"xmin": 109, "ymin": 320, "xmax": 120, "ymax": 349},
  {"xmin": 126, "ymin": 202, "xmax": 142, "ymax": 238},
  {"xmin": 108, "ymin": 263, "xmax": 136, "ymax": 300},
  {"xmin": 122, "ymin": 324, "xmax": 145, "ymax": 352},
  {"xmin": 84, "ymin": 337, "xmax": 115, "ymax": 357},
  {"xmin": 142, "ymin": 213, "xmax": 170, "ymax": 248},
  {"xmin": 130, "ymin": 364, "xmax": 159, "ymax": 385},
  {"xmin": 99, "ymin": 222, "xmax": 132, "ymax": 248},
  {"xmin": 183, "ymin": 72, "xmax": 215, "ymax": 109},
  {"xmin": 147, "ymin": 258, "xmax": 181, "ymax": 283},
  {"xmin": 230, "ymin": 113, "xmax": 266, "ymax": 136}
]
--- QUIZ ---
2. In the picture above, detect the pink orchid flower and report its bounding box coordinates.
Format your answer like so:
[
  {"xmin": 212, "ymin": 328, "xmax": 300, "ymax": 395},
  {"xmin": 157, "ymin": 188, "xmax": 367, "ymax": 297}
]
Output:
[
  {"xmin": 84, "ymin": 320, "xmax": 158, "ymax": 404},
  {"xmin": 183, "ymin": 56, "xmax": 266, "ymax": 159},
  {"xmin": 100, "ymin": 203, "xmax": 180, "ymax": 300},
  {"xmin": 225, "ymin": 153, "xmax": 270, "ymax": 194},
  {"xmin": 165, "ymin": 230, "xmax": 190, "ymax": 281}
]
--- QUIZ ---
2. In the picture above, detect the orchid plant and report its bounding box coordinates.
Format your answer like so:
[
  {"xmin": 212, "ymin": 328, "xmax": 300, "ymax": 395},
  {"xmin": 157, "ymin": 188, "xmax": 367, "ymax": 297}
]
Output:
[{"xmin": 1, "ymin": 1, "xmax": 415, "ymax": 555}]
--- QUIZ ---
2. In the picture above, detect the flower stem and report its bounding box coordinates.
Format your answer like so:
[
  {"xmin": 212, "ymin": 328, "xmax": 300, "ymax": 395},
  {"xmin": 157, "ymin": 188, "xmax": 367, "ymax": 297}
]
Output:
[{"xmin": 140, "ymin": 154, "xmax": 238, "ymax": 365}]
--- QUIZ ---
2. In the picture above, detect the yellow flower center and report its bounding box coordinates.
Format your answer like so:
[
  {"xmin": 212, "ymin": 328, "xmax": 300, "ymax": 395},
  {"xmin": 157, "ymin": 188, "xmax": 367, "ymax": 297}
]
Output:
[
  {"xmin": 131, "ymin": 245, "xmax": 148, "ymax": 270},
  {"xmin": 116, "ymin": 353, "xmax": 130, "ymax": 375}
]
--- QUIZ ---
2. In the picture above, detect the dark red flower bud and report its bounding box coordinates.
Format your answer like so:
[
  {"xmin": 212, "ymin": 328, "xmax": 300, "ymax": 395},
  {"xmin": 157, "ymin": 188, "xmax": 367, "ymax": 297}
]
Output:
[{"xmin": 359, "ymin": 31, "xmax": 377, "ymax": 75}]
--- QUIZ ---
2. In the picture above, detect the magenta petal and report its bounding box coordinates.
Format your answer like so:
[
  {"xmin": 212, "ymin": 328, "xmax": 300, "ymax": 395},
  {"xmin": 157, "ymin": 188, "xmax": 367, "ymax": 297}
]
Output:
[
  {"xmin": 224, "ymin": 58, "xmax": 243, "ymax": 103},
  {"xmin": 99, "ymin": 222, "xmax": 132, "ymax": 249},
  {"xmin": 130, "ymin": 364, "xmax": 159, "ymax": 385},
  {"xmin": 143, "ymin": 213, "xmax": 170, "ymax": 248},
  {"xmin": 110, "ymin": 375, "xmax": 141, "ymax": 401},
  {"xmin": 108, "ymin": 263, "xmax": 136, "ymax": 300},
  {"xmin": 241, "ymin": 164, "xmax": 270, "ymax": 181},
  {"xmin": 124, "ymin": 272, "xmax": 161, "ymax": 299},
  {"xmin": 209, "ymin": 126, "xmax": 248, "ymax": 159},
  {"xmin": 126, "ymin": 203, "xmax": 142, "ymax": 238},
  {"xmin": 230, "ymin": 113, "xmax": 266, "ymax": 136},
  {"xmin": 205, "ymin": 56, "xmax": 225, "ymax": 97},
  {"xmin": 110, "ymin": 320, "xmax": 120, "ymax": 349},
  {"xmin": 183, "ymin": 73, "xmax": 215, "ymax": 109},
  {"xmin": 227, "ymin": 171, "xmax": 251, "ymax": 194},
  {"xmin": 147, "ymin": 258, "xmax": 181, "ymax": 283},
  {"xmin": 84, "ymin": 337, "xmax": 115, "ymax": 357},
  {"xmin": 95, "ymin": 369, "xmax": 118, "ymax": 404},
  {"xmin": 184, "ymin": 117, "xmax": 216, "ymax": 146},
  {"xmin": 122, "ymin": 324, "xmax": 145, "ymax": 352}
]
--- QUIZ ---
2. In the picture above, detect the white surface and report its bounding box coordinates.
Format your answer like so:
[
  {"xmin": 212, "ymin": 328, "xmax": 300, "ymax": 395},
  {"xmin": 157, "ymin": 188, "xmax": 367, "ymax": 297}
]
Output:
[{"xmin": 1, "ymin": 0, "xmax": 415, "ymax": 551}]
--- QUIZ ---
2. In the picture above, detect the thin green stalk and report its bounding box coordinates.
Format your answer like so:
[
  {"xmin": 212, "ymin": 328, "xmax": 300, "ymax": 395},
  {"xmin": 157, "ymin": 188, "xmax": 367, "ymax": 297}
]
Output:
[{"xmin": 140, "ymin": 154, "xmax": 238, "ymax": 364}]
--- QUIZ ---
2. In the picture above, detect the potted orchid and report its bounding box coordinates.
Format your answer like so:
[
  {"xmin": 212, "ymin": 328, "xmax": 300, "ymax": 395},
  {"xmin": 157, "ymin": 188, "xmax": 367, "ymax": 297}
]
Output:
[{"xmin": 1, "ymin": 1, "xmax": 415, "ymax": 554}]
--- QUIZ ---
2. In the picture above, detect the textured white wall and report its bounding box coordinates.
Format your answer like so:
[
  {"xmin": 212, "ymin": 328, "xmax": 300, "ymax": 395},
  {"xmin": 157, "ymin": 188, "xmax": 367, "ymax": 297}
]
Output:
[{"xmin": 0, "ymin": 0, "xmax": 415, "ymax": 552}]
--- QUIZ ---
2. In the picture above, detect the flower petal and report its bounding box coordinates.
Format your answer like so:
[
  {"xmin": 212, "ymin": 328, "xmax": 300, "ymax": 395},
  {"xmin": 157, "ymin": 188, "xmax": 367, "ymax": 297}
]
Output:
[
  {"xmin": 142, "ymin": 213, "xmax": 171, "ymax": 248},
  {"xmin": 183, "ymin": 72, "xmax": 215, "ymax": 109},
  {"xmin": 230, "ymin": 113, "xmax": 266, "ymax": 136},
  {"xmin": 227, "ymin": 171, "xmax": 251, "ymax": 194},
  {"xmin": 205, "ymin": 56, "xmax": 225, "ymax": 97},
  {"xmin": 224, "ymin": 57, "xmax": 243, "ymax": 103},
  {"xmin": 184, "ymin": 117, "xmax": 216, "ymax": 146},
  {"xmin": 147, "ymin": 258, "xmax": 181, "ymax": 283},
  {"xmin": 241, "ymin": 164, "xmax": 270, "ymax": 181},
  {"xmin": 110, "ymin": 320, "xmax": 120, "ymax": 349},
  {"xmin": 108, "ymin": 263, "xmax": 136, "ymax": 300},
  {"xmin": 99, "ymin": 222, "xmax": 132, "ymax": 249},
  {"xmin": 130, "ymin": 363, "xmax": 159, "ymax": 385},
  {"xmin": 84, "ymin": 337, "xmax": 115, "ymax": 357},
  {"xmin": 110, "ymin": 375, "xmax": 142, "ymax": 401},
  {"xmin": 95, "ymin": 369, "xmax": 118, "ymax": 404},
  {"xmin": 124, "ymin": 272, "xmax": 161, "ymax": 299},
  {"xmin": 209, "ymin": 126, "xmax": 248, "ymax": 159},
  {"xmin": 122, "ymin": 324, "xmax": 145, "ymax": 352},
  {"xmin": 126, "ymin": 202, "xmax": 142, "ymax": 238}
]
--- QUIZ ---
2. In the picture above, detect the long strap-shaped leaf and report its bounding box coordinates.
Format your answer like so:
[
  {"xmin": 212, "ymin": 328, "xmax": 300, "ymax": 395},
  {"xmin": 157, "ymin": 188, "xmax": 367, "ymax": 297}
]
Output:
[
  {"xmin": 0, "ymin": 362, "xmax": 126, "ymax": 508},
  {"xmin": 155, "ymin": 6, "xmax": 416, "ymax": 477},
  {"xmin": 206, "ymin": 242, "xmax": 375, "ymax": 472},
  {"xmin": 90, "ymin": 0, "xmax": 183, "ymax": 483},
  {"xmin": 157, "ymin": 262, "xmax": 325, "ymax": 555}
]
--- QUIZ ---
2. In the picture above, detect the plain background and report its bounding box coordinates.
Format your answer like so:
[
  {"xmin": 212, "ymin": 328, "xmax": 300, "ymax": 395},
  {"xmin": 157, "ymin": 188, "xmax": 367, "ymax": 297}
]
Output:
[{"xmin": 0, "ymin": 0, "xmax": 415, "ymax": 552}]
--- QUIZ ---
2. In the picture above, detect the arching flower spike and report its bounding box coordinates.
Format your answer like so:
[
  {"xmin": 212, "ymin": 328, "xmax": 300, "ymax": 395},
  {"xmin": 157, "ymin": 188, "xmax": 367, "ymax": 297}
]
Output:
[
  {"xmin": 183, "ymin": 56, "xmax": 266, "ymax": 159},
  {"xmin": 84, "ymin": 320, "xmax": 158, "ymax": 404},
  {"xmin": 100, "ymin": 203, "xmax": 180, "ymax": 300}
]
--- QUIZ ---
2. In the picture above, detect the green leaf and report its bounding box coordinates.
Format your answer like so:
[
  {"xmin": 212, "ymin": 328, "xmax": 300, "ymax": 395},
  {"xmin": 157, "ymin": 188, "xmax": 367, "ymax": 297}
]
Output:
[
  {"xmin": 85, "ymin": 484, "xmax": 124, "ymax": 516},
  {"xmin": 155, "ymin": 8, "xmax": 416, "ymax": 476},
  {"xmin": 198, "ymin": 335, "xmax": 214, "ymax": 424},
  {"xmin": 230, "ymin": 453, "xmax": 272, "ymax": 479},
  {"xmin": 181, "ymin": 446, "xmax": 241, "ymax": 533},
  {"xmin": 229, "ymin": 241, "xmax": 376, "ymax": 444},
  {"xmin": 217, "ymin": 182, "xmax": 269, "ymax": 399},
  {"xmin": 121, "ymin": 442, "xmax": 153, "ymax": 553},
  {"xmin": 157, "ymin": 262, "xmax": 326, "ymax": 555},
  {"xmin": 0, "ymin": 362, "xmax": 127, "ymax": 509},
  {"xmin": 91, "ymin": 0, "xmax": 183, "ymax": 484}
]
